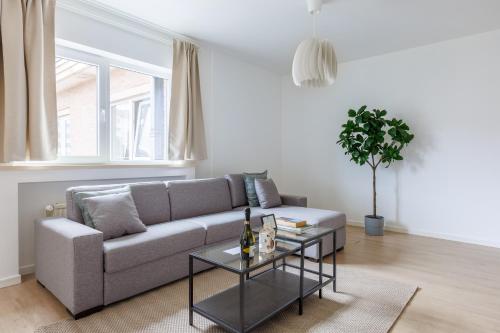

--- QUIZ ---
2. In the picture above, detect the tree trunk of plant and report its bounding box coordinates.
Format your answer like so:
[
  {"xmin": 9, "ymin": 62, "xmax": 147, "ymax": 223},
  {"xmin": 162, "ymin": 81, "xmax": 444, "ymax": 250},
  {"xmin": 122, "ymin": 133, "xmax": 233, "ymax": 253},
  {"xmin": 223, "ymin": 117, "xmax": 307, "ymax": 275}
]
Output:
[{"xmin": 372, "ymin": 166, "xmax": 377, "ymax": 217}]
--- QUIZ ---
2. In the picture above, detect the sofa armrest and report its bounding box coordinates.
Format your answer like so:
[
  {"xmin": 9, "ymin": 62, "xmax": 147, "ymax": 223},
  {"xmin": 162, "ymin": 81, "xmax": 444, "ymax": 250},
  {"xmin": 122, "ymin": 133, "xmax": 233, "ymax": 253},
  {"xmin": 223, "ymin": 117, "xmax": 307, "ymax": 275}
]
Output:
[
  {"xmin": 280, "ymin": 194, "xmax": 307, "ymax": 207},
  {"xmin": 35, "ymin": 217, "xmax": 104, "ymax": 316}
]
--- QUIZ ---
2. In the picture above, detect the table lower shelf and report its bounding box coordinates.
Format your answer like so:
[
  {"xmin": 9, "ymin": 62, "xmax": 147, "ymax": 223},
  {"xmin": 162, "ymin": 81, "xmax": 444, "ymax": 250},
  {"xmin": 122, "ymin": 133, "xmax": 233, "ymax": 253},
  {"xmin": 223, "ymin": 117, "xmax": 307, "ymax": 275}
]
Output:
[{"xmin": 193, "ymin": 269, "xmax": 318, "ymax": 332}]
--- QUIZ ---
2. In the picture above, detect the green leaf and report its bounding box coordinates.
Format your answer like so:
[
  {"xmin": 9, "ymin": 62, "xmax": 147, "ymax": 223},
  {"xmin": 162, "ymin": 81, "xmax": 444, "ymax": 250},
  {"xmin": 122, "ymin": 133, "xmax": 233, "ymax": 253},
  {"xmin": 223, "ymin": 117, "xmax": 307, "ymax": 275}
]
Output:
[{"xmin": 337, "ymin": 106, "xmax": 413, "ymax": 167}]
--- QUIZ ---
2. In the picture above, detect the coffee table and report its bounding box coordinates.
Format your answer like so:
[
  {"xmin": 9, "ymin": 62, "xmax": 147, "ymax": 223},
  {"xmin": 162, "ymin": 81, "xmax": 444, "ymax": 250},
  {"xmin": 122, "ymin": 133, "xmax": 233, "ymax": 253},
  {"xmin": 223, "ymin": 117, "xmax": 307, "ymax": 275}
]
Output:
[
  {"xmin": 189, "ymin": 240, "xmax": 305, "ymax": 333},
  {"xmin": 189, "ymin": 226, "xmax": 338, "ymax": 333}
]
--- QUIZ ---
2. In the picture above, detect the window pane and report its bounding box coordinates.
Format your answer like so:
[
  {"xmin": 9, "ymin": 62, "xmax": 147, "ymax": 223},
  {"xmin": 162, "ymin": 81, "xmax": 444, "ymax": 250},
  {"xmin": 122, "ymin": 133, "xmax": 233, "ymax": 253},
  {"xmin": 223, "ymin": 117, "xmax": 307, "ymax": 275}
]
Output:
[
  {"xmin": 110, "ymin": 66, "xmax": 167, "ymax": 161},
  {"xmin": 55, "ymin": 57, "xmax": 98, "ymax": 157},
  {"xmin": 110, "ymin": 103, "xmax": 131, "ymax": 160},
  {"xmin": 133, "ymin": 99, "xmax": 153, "ymax": 158}
]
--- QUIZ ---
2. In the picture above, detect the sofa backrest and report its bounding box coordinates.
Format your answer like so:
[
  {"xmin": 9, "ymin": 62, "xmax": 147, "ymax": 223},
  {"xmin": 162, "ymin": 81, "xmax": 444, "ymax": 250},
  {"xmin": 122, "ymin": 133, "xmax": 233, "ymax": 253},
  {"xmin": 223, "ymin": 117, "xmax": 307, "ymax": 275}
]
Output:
[
  {"xmin": 167, "ymin": 178, "xmax": 232, "ymax": 220},
  {"xmin": 129, "ymin": 182, "xmax": 171, "ymax": 225},
  {"xmin": 66, "ymin": 182, "xmax": 171, "ymax": 225}
]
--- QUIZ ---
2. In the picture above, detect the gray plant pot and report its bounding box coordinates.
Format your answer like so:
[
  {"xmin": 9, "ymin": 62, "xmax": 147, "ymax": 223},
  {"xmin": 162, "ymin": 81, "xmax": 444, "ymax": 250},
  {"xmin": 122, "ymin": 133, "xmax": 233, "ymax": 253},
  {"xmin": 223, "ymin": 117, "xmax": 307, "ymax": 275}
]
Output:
[{"xmin": 364, "ymin": 215, "xmax": 384, "ymax": 236}]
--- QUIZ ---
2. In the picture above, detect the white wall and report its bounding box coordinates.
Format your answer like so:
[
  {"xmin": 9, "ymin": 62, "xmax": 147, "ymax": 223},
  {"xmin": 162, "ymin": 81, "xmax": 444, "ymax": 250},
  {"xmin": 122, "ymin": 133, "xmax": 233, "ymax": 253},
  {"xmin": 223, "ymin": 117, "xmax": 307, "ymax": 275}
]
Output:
[
  {"xmin": 196, "ymin": 50, "xmax": 282, "ymax": 182},
  {"xmin": 281, "ymin": 29, "xmax": 500, "ymax": 248}
]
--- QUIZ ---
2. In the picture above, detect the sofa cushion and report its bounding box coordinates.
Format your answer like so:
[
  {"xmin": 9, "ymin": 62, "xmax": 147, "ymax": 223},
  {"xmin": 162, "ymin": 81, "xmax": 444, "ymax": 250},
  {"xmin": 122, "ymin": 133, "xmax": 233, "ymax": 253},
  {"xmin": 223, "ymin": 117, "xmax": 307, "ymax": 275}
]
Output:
[
  {"xmin": 73, "ymin": 187, "xmax": 130, "ymax": 228},
  {"xmin": 67, "ymin": 184, "xmax": 128, "ymax": 223},
  {"xmin": 168, "ymin": 178, "xmax": 232, "ymax": 220},
  {"xmin": 84, "ymin": 192, "xmax": 147, "ymax": 240},
  {"xmin": 243, "ymin": 171, "xmax": 268, "ymax": 207},
  {"xmin": 233, "ymin": 205, "xmax": 346, "ymax": 230},
  {"xmin": 129, "ymin": 182, "xmax": 170, "ymax": 225},
  {"xmin": 183, "ymin": 210, "xmax": 264, "ymax": 244},
  {"xmin": 103, "ymin": 220, "xmax": 206, "ymax": 273},
  {"xmin": 224, "ymin": 174, "xmax": 247, "ymax": 207},
  {"xmin": 255, "ymin": 178, "xmax": 282, "ymax": 209}
]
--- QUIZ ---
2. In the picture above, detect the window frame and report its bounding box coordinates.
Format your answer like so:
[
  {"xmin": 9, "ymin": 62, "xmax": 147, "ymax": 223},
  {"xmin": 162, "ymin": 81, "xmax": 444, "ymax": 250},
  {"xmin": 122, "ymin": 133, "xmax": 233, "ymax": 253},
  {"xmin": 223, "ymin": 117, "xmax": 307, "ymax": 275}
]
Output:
[{"xmin": 55, "ymin": 43, "xmax": 171, "ymax": 164}]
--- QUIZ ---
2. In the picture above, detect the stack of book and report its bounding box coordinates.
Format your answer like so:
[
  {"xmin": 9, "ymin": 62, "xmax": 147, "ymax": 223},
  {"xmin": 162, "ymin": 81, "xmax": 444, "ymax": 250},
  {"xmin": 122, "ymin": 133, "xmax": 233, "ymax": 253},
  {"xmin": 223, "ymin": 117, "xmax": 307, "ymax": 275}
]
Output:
[{"xmin": 276, "ymin": 217, "xmax": 313, "ymax": 234}]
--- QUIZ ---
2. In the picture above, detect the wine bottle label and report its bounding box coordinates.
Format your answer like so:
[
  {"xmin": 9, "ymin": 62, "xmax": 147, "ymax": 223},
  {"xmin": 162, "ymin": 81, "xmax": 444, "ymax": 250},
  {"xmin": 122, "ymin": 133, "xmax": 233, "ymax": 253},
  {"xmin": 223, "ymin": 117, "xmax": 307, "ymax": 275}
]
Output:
[{"xmin": 249, "ymin": 245, "xmax": 255, "ymax": 258}]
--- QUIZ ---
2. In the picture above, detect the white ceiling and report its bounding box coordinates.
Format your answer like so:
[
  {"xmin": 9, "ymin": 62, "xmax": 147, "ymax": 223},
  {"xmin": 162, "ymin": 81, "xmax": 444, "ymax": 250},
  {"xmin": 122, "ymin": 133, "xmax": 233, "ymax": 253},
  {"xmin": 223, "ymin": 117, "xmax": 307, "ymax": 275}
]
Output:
[{"xmin": 92, "ymin": 0, "xmax": 500, "ymax": 73}]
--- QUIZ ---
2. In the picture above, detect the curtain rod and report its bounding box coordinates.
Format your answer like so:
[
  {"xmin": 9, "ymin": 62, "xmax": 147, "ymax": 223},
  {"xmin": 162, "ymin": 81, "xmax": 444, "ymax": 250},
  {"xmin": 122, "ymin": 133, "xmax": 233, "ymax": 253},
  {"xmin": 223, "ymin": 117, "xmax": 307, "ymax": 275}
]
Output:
[{"xmin": 57, "ymin": 0, "xmax": 201, "ymax": 47}]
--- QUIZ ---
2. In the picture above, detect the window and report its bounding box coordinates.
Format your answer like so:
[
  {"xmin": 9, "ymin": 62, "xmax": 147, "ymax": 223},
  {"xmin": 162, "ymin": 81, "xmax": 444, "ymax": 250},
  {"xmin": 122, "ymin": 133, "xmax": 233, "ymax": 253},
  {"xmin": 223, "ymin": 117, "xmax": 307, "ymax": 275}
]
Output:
[
  {"xmin": 55, "ymin": 45, "xmax": 170, "ymax": 163},
  {"xmin": 55, "ymin": 58, "xmax": 98, "ymax": 157},
  {"xmin": 57, "ymin": 114, "xmax": 71, "ymax": 156},
  {"xmin": 109, "ymin": 67, "xmax": 167, "ymax": 161}
]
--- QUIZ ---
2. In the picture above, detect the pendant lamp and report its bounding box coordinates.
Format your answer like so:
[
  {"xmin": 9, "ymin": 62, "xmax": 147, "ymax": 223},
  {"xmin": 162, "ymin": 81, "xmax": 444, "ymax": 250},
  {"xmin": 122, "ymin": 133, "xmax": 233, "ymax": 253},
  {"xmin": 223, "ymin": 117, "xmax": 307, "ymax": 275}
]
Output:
[{"xmin": 292, "ymin": 0, "xmax": 337, "ymax": 87}]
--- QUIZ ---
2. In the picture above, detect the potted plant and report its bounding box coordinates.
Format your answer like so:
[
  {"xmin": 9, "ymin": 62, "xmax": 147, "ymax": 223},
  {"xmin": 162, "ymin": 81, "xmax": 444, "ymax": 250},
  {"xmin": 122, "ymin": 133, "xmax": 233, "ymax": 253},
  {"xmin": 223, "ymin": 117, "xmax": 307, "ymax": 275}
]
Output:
[{"xmin": 337, "ymin": 106, "xmax": 414, "ymax": 235}]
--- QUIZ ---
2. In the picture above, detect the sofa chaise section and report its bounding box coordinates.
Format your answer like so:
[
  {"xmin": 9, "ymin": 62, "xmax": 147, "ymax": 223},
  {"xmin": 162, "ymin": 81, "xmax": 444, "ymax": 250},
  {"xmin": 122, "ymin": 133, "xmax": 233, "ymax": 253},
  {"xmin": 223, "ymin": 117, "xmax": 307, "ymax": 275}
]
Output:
[{"xmin": 243, "ymin": 205, "xmax": 346, "ymax": 258}]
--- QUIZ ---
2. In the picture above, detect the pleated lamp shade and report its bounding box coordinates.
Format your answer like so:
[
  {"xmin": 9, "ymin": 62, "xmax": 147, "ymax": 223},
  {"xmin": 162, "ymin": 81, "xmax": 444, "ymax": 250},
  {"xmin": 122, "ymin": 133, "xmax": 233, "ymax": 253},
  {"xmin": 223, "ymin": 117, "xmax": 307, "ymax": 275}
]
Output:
[{"xmin": 292, "ymin": 38, "xmax": 337, "ymax": 87}]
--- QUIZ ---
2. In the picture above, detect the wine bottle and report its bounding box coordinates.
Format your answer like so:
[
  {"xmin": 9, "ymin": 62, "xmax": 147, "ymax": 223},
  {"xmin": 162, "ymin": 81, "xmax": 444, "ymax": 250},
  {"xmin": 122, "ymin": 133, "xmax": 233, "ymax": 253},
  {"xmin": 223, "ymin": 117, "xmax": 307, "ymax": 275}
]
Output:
[{"xmin": 240, "ymin": 208, "xmax": 256, "ymax": 259}]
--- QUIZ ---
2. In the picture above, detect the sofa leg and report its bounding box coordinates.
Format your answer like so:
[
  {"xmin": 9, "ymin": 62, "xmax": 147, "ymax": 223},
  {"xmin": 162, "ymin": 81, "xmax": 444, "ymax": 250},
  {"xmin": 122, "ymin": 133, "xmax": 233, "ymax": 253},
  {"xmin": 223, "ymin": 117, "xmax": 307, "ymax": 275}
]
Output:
[
  {"xmin": 336, "ymin": 246, "xmax": 344, "ymax": 252},
  {"xmin": 70, "ymin": 306, "xmax": 104, "ymax": 320},
  {"xmin": 36, "ymin": 280, "xmax": 46, "ymax": 288}
]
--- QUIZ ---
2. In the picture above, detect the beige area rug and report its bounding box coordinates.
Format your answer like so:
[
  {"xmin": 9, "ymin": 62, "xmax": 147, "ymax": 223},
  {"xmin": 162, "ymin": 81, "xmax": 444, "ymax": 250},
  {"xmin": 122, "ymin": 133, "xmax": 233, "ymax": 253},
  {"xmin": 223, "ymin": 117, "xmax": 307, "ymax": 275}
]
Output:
[{"xmin": 35, "ymin": 261, "xmax": 417, "ymax": 333}]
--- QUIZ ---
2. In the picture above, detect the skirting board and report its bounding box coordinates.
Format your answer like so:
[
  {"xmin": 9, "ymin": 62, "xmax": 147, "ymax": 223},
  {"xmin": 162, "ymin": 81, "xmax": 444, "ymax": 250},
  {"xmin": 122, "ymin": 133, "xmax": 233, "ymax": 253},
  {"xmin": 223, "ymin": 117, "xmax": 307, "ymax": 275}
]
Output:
[
  {"xmin": 19, "ymin": 264, "xmax": 35, "ymax": 276},
  {"xmin": 348, "ymin": 220, "xmax": 500, "ymax": 249},
  {"xmin": 0, "ymin": 274, "xmax": 21, "ymax": 288}
]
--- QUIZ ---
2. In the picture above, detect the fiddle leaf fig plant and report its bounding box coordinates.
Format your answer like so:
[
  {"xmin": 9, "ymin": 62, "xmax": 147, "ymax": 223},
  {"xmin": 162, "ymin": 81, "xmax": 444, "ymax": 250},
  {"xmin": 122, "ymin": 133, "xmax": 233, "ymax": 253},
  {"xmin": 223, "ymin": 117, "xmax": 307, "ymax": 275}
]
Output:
[{"xmin": 337, "ymin": 106, "xmax": 414, "ymax": 217}]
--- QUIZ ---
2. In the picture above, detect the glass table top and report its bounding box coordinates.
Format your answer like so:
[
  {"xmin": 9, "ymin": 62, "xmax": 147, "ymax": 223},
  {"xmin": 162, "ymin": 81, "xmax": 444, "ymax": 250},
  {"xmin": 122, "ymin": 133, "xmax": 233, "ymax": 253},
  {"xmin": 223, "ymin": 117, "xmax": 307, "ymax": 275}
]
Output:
[{"xmin": 191, "ymin": 239, "xmax": 300, "ymax": 274}]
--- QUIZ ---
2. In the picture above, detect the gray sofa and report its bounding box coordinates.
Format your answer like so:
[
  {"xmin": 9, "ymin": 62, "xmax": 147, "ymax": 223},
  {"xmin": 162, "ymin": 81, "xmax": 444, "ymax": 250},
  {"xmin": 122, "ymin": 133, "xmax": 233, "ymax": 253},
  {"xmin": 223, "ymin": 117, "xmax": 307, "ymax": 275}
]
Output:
[{"xmin": 35, "ymin": 176, "xmax": 346, "ymax": 318}]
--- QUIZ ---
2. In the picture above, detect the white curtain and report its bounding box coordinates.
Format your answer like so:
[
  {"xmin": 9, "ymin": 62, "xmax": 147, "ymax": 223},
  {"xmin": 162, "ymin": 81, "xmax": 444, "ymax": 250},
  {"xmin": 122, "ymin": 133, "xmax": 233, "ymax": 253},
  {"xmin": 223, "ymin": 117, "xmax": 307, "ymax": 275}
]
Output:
[
  {"xmin": 168, "ymin": 39, "xmax": 207, "ymax": 161},
  {"xmin": 0, "ymin": 0, "xmax": 57, "ymax": 162}
]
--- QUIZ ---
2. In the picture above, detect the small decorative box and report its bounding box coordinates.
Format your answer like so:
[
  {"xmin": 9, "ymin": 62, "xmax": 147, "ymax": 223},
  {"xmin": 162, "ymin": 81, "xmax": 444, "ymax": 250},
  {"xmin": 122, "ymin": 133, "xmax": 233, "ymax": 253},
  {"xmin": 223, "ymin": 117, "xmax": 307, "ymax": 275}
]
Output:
[{"xmin": 259, "ymin": 225, "xmax": 276, "ymax": 254}]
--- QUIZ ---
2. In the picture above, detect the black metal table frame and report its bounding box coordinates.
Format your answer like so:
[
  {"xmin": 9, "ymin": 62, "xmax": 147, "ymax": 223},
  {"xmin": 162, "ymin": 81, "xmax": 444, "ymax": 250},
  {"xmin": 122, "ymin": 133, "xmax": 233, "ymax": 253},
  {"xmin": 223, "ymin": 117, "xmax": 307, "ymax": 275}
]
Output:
[
  {"xmin": 189, "ymin": 244, "xmax": 300, "ymax": 333},
  {"xmin": 275, "ymin": 228, "xmax": 337, "ymax": 315},
  {"xmin": 188, "ymin": 228, "xmax": 337, "ymax": 332}
]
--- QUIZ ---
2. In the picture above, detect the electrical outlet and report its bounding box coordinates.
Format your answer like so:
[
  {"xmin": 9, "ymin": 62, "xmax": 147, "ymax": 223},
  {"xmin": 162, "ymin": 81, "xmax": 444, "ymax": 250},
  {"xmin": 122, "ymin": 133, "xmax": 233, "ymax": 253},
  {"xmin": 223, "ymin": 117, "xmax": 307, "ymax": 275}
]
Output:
[
  {"xmin": 44, "ymin": 203, "xmax": 67, "ymax": 217},
  {"xmin": 54, "ymin": 203, "xmax": 66, "ymax": 210}
]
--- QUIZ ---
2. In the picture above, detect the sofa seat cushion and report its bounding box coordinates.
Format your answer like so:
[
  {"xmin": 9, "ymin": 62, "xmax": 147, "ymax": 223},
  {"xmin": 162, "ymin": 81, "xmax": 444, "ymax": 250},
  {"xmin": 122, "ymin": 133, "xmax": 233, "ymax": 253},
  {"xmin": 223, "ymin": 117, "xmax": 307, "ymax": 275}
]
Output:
[
  {"xmin": 103, "ymin": 220, "xmax": 206, "ymax": 273},
  {"xmin": 183, "ymin": 210, "xmax": 264, "ymax": 245},
  {"xmin": 233, "ymin": 205, "xmax": 346, "ymax": 230}
]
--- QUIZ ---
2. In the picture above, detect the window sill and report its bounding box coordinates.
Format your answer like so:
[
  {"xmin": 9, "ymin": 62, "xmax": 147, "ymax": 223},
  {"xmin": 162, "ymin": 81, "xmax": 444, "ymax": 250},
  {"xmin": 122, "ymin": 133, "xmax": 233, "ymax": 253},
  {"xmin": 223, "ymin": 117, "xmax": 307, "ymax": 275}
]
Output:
[{"xmin": 0, "ymin": 160, "xmax": 196, "ymax": 170}]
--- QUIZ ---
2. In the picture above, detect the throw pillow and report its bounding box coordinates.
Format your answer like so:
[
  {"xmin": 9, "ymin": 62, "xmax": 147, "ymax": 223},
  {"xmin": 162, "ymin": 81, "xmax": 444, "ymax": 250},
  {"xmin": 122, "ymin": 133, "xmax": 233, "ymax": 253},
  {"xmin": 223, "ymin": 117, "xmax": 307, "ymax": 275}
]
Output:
[
  {"xmin": 82, "ymin": 192, "xmax": 146, "ymax": 240},
  {"xmin": 243, "ymin": 170, "xmax": 268, "ymax": 207},
  {"xmin": 74, "ymin": 187, "xmax": 130, "ymax": 228},
  {"xmin": 255, "ymin": 178, "xmax": 282, "ymax": 209}
]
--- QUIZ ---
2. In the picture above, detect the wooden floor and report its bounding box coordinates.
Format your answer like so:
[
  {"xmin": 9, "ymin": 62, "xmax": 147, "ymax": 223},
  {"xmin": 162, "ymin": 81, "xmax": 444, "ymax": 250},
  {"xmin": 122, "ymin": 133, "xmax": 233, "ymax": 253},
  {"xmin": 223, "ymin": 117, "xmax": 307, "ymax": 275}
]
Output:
[{"xmin": 1, "ymin": 226, "xmax": 500, "ymax": 332}]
